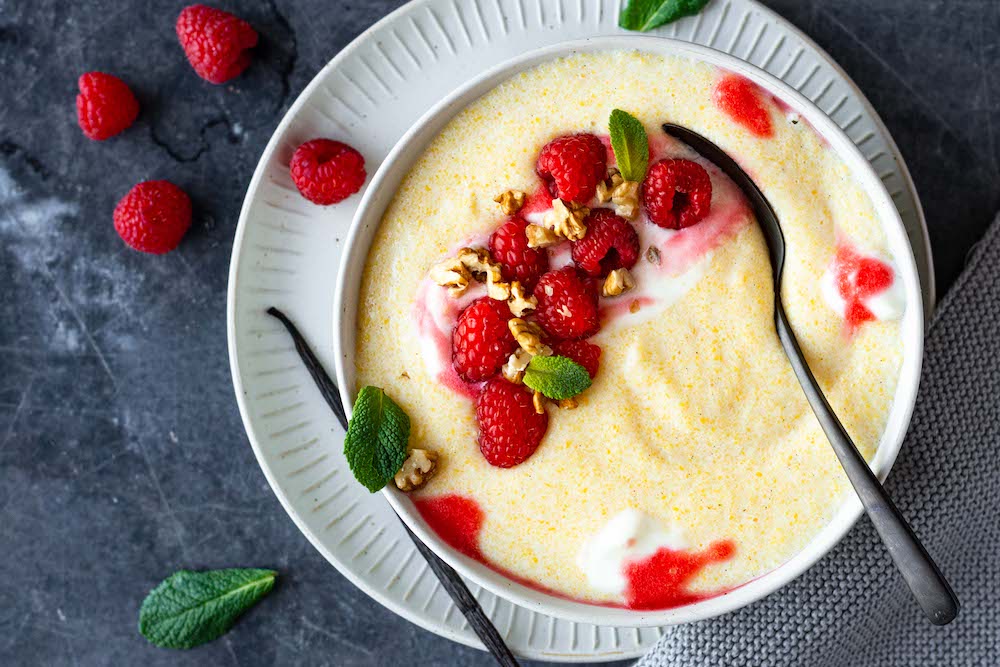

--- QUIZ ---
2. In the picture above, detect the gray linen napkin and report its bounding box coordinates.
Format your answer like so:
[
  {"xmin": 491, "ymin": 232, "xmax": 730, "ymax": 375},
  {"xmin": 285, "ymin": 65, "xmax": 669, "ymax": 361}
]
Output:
[{"xmin": 638, "ymin": 218, "xmax": 1000, "ymax": 667}]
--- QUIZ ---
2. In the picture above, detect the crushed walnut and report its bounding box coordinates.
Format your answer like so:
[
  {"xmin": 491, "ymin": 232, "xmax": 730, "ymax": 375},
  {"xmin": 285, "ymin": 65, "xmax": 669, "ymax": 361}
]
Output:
[
  {"xmin": 602, "ymin": 268, "xmax": 636, "ymax": 297},
  {"xmin": 393, "ymin": 449, "xmax": 438, "ymax": 492},
  {"xmin": 507, "ymin": 281, "xmax": 537, "ymax": 317},
  {"xmin": 596, "ymin": 169, "xmax": 640, "ymax": 220},
  {"xmin": 525, "ymin": 224, "xmax": 561, "ymax": 249},
  {"xmin": 542, "ymin": 199, "xmax": 589, "ymax": 241},
  {"xmin": 493, "ymin": 189, "xmax": 527, "ymax": 215},
  {"xmin": 646, "ymin": 245, "xmax": 661, "ymax": 265},
  {"xmin": 629, "ymin": 299, "xmax": 641, "ymax": 314},
  {"xmin": 532, "ymin": 390, "xmax": 547, "ymax": 415},
  {"xmin": 501, "ymin": 348, "xmax": 532, "ymax": 384},
  {"xmin": 558, "ymin": 397, "xmax": 578, "ymax": 410},
  {"xmin": 508, "ymin": 318, "xmax": 551, "ymax": 357},
  {"xmin": 429, "ymin": 256, "xmax": 472, "ymax": 297}
]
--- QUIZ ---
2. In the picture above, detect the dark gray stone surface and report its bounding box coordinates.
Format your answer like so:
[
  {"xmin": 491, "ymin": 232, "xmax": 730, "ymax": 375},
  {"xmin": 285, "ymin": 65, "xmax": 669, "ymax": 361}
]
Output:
[{"xmin": 0, "ymin": 1, "xmax": 996, "ymax": 665}]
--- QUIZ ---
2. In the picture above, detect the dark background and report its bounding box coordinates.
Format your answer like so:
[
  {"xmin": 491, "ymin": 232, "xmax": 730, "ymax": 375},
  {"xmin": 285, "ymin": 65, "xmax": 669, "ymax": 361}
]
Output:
[{"xmin": 1, "ymin": 1, "xmax": 996, "ymax": 665}]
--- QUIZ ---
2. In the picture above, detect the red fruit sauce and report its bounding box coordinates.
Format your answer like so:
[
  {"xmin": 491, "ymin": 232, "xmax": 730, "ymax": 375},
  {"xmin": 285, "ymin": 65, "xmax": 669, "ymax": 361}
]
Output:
[
  {"xmin": 714, "ymin": 73, "xmax": 774, "ymax": 138},
  {"xmin": 414, "ymin": 494, "xmax": 736, "ymax": 610},
  {"xmin": 833, "ymin": 244, "xmax": 895, "ymax": 330}
]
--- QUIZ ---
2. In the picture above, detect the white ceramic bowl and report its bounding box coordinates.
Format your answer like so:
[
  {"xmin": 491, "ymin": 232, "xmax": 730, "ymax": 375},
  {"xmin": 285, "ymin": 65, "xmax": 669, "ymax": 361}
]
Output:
[{"xmin": 333, "ymin": 36, "xmax": 923, "ymax": 627}]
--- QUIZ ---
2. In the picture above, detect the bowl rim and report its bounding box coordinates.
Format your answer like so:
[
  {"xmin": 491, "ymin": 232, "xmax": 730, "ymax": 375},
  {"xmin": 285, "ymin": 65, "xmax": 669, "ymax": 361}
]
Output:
[{"xmin": 332, "ymin": 35, "xmax": 924, "ymax": 627}]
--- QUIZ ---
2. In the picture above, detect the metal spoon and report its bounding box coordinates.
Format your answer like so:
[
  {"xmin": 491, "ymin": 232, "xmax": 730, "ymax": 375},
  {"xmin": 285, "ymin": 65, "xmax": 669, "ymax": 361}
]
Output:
[{"xmin": 662, "ymin": 123, "xmax": 959, "ymax": 625}]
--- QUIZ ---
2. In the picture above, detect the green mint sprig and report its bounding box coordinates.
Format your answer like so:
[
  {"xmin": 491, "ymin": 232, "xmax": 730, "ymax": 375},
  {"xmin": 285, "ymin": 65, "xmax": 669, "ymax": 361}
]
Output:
[
  {"xmin": 619, "ymin": 0, "xmax": 711, "ymax": 33},
  {"xmin": 345, "ymin": 385, "xmax": 410, "ymax": 492},
  {"xmin": 138, "ymin": 568, "xmax": 277, "ymax": 649},
  {"xmin": 523, "ymin": 355, "xmax": 592, "ymax": 400},
  {"xmin": 609, "ymin": 109, "xmax": 649, "ymax": 183}
]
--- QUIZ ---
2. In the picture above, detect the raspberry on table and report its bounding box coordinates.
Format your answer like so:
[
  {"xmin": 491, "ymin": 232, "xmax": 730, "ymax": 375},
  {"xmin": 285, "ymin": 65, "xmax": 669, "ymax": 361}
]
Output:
[
  {"xmin": 452, "ymin": 297, "xmax": 519, "ymax": 383},
  {"xmin": 533, "ymin": 267, "xmax": 600, "ymax": 341},
  {"xmin": 76, "ymin": 72, "xmax": 139, "ymax": 141},
  {"xmin": 571, "ymin": 208, "xmax": 640, "ymax": 277},
  {"xmin": 535, "ymin": 133, "xmax": 607, "ymax": 204},
  {"xmin": 176, "ymin": 5, "xmax": 258, "ymax": 84},
  {"xmin": 550, "ymin": 339, "xmax": 601, "ymax": 379},
  {"xmin": 475, "ymin": 378, "xmax": 548, "ymax": 468},
  {"xmin": 290, "ymin": 138, "xmax": 367, "ymax": 205},
  {"xmin": 489, "ymin": 215, "xmax": 550, "ymax": 290},
  {"xmin": 113, "ymin": 180, "xmax": 192, "ymax": 254},
  {"xmin": 641, "ymin": 159, "xmax": 713, "ymax": 230}
]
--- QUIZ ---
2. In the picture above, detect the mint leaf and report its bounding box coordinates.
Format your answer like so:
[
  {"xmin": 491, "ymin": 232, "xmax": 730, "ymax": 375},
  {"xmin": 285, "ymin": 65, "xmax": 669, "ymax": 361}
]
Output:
[
  {"xmin": 619, "ymin": 0, "xmax": 711, "ymax": 32},
  {"xmin": 344, "ymin": 385, "xmax": 410, "ymax": 492},
  {"xmin": 139, "ymin": 568, "xmax": 276, "ymax": 649},
  {"xmin": 523, "ymin": 355, "xmax": 592, "ymax": 400},
  {"xmin": 609, "ymin": 109, "xmax": 649, "ymax": 182}
]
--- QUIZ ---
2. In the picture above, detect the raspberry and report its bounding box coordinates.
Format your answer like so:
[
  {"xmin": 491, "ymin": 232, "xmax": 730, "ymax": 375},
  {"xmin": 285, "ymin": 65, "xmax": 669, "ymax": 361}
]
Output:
[
  {"xmin": 113, "ymin": 181, "xmax": 192, "ymax": 254},
  {"xmin": 475, "ymin": 378, "xmax": 548, "ymax": 468},
  {"xmin": 489, "ymin": 215, "xmax": 549, "ymax": 290},
  {"xmin": 535, "ymin": 133, "xmax": 607, "ymax": 204},
  {"xmin": 76, "ymin": 72, "xmax": 139, "ymax": 141},
  {"xmin": 550, "ymin": 339, "xmax": 601, "ymax": 379},
  {"xmin": 641, "ymin": 159, "xmax": 713, "ymax": 230},
  {"xmin": 452, "ymin": 297, "xmax": 518, "ymax": 383},
  {"xmin": 290, "ymin": 139, "xmax": 367, "ymax": 205},
  {"xmin": 571, "ymin": 209, "xmax": 640, "ymax": 277},
  {"xmin": 714, "ymin": 74, "xmax": 774, "ymax": 138},
  {"xmin": 176, "ymin": 5, "xmax": 258, "ymax": 84},
  {"xmin": 533, "ymin": 267, "xmax": 600, "ymax": 341}
]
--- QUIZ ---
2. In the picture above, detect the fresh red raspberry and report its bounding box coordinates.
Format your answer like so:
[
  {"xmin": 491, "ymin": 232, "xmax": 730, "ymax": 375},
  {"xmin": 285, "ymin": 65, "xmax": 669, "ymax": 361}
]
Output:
[
  {"xmin": 535, "ymin": 133, "xmax": 607, "ymax": 204},
  {"xmin": 452, "ymin": 297, "xmax": 518, "ymax": 383},
  {"xmin": 489, "ymin": 215, "xmax": 549, "ymax": 290},
  {"xmin": 475, "ymin": 378, "xmax": 548, "ymax": 468},
  {"xmin": 641, "ymin": 159, "xmax": 713, "ymax": 230},
  {"xmin": 550, "ymin": 339, "xmax": 601, "ymax": 379},
  {"xmin": 176, "ymin": 5, "xmax": 258, "ymax": 84},
  {"xmin": 571, "ymin": 209, "xmax": 640, "ymax": 277},
  {"xmin": 76, "ymin": 72, "xmax": 139, "ymax": 141},
  {"xmin": 290, "ymin": 138, "xmax": 366, "ymax": 205},
  {"xmin": 533, "ymin": 267, "xmax": 600, "ymax": 341},
  {"xmin": 714, "ymin": 74, "xmax": 774, "ymax": 138},
  {"xmin": 113, "ymin": 181, "xmax": 192, "ymax": 254}
]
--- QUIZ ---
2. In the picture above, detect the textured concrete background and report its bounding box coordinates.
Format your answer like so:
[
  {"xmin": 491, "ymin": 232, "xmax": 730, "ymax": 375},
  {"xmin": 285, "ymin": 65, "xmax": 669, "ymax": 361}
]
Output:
[{"xmin": 1, "ymin": 1, "xmax": 997, "ymax": 665}]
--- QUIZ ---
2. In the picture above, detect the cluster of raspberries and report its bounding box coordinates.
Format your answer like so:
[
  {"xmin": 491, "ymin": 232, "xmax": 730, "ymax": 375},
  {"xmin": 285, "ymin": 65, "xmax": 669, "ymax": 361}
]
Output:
[
  {"xmin": 78, "ymin": 5, "xmax": 366, "ymax": 255},
  {"xmin": 454, "ymin": 132, "xmax": 713, "ymax": 468}
]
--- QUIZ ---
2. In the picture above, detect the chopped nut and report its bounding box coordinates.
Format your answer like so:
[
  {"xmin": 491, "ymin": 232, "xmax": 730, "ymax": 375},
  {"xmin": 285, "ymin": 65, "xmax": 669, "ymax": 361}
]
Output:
[
  {"xmin": 542, "ymin": 199, "xmax": 589, "ymax": 241},
  {"xmin": 629, "ymin": 299, "xmax": 641, "ymax": 314},
  {"xmin": 508, "ymin": 318, "xmax": 551, "ymax": 357},
  {"xmin": 457, "ymin": 247, "xmax": 509, "ymax": 300},
  {"xmin": 558, "ymin": 397, "xmax": 578, "ymax": 410},
  {"xmin": 507, "ymin": 281, "xmax": 537, "ymax": 317},
  {"xmin": 596, "ymin": 169, "xmax": 623, "ymax": 203},
  {"xmin": 610, "ymin": 179, "xmax": 640, "ymax": 220},
  {"xmin": 502, "ymin": 348, "xmax": 532, "ymax": 384},
  {"xmin": 532, "ymin": 390, "xmax": 547, "ymax": 415},
  {"xmin": 646, "ymin": 245, "xmax": 661, "ymax": 265},
  {"xmin": 493, "ymin": 189, "xmax": 527, "ymax": 215},
  {"xmin": 602, "ymin": 268, "xmax": 636, "ymax": 297},
  {"xmin": 429, "ymin": 256, "xmax": 472, "ymax": 297},
  {"xmin": 394, "ymin": 449, "xmax": 438, "ymax": 492},
  {"xmin": 525, "ymin": 224, "xmax": 561, "ymax": 248}
]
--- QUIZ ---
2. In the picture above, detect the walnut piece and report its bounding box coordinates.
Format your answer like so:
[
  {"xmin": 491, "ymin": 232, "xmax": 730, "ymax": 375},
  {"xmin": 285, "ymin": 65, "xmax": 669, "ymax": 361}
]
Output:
[
  {"xmin": 542, "ymin": 199, "xmax": 588, "ymax": 241},
  {"xmin": 456, "ymin": 247, "xmax": 510, "ymax": 300},
  {"xmin": 602, "ymin": 268, "xmax": 636, "ymax": 297},
  {"xmin": 525, "ymin": 224, "xmax": 561, "ymax": 249},
  {"xmin": 629, "ymin": 299, "xmax": 641, "ymax": 314},
  {"xmin": 597, "ymin": 170, "xmax": 639, "ymax": 219},
  {"xmin": 646, "ymin": 245, "xmax": 661, "ymax": 265},
  {"xmin": 394, "ymin": 449, "xmax": 438, "ymax": 492},
  {"xmin": 507, "ymin": 281, "xmax": 537, "ymax": 317},
  {"xmin": 508, "ymin": 318, "xmax": 551, "ymax": 357},
  {"xmin": 494, "ymin": 189, "xmax": 527, "ymax": 215},
  {"xmin": 502, "ymin": 348, "xmax": 532, "ymax": 384},
  {"xmin": 429, "ymin": 257, "xmax": 472, "ymax": 297},
  {"xmin": 532, "ymin": 390, "xmax": 547, "ymax": 415},
  {"xmin": 558, "ymin": 397, "xmax": 578, "ymax": 410}
]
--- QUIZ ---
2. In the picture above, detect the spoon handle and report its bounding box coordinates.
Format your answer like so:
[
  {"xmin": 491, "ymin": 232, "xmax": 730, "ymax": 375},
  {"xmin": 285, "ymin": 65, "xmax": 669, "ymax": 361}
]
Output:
[{"xmin": 774, "ymin": 306, "xmax": 959, "ymax": 625}]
